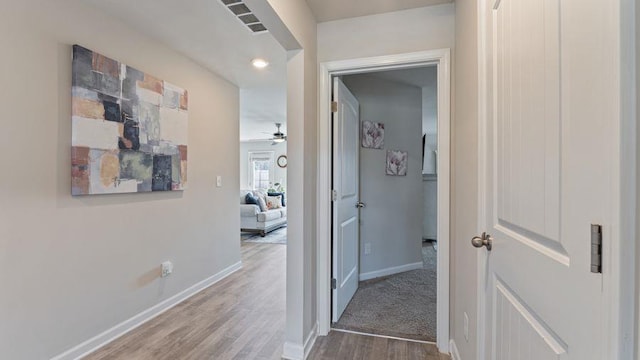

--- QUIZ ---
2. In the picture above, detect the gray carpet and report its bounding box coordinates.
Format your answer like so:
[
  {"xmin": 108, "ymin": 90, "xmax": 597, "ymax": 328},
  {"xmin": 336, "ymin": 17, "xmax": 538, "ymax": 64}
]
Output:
[
  {"xmin": 333, "ymin": 242, "xmax": 437, "ymax": 342},
  {"xmin": 241, "ymin": 226, "xmax": 287, "ymax": 245}
]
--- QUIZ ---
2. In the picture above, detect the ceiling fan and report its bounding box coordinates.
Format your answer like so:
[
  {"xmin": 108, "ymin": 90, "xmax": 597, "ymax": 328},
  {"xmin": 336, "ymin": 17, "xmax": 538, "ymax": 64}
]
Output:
[{"xmin": 265, "ymin": 123, "xmax": 287, "ymax": 145}]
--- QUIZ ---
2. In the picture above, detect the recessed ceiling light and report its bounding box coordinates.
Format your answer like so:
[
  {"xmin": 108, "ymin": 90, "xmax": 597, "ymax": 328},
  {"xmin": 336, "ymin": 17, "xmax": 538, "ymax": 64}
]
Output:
[{"xmin": 251, "ymin": 58, "xmax": 269, "ymax": 69}]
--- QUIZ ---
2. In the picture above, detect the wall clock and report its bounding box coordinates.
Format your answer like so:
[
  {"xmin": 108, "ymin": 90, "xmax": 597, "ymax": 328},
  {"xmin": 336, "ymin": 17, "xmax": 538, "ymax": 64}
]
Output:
[{"xmin": 277, "ymin": 155, "xmax": 287, "ymax": 168}]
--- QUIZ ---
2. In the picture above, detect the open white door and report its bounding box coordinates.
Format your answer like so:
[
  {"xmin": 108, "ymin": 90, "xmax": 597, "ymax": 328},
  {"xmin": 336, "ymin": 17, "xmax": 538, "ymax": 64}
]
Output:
[
  {"xmin": 478, "ymin": 0, "xmax": 618, "ymax": 358},
  {"xmin": 331, "ymin": 77, "xmax": 360, "ymax": 322}
]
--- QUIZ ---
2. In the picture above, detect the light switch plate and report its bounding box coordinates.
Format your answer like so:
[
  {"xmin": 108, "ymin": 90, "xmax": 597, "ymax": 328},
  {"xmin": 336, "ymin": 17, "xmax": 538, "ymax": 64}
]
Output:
[{"xmin": 216, "ymin": 176, "xmax": 222, "ymax": 187}]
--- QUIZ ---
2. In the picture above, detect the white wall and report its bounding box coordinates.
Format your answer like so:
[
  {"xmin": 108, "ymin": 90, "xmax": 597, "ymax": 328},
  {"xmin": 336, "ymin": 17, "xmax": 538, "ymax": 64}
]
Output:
[
  {"xmin": 423, "ymin": 177, "xmax": 438, "ymax": 240},
  {"xmin": 0, "ymin": 1, "xmax": 240, "ymax": 358},
  {"xmin": 239, "ymin": 141, "xmax": 287, "ymax": 190},
  {"xmin": 636, "ymin": 0, "xmax": 640, "ymax": 356},
  {"xmin": 452, "ymin": 0, "xmax": 479, "ymax": 359},
  {"xmin": 422, "ymin": 82, "xmax": 438, "ymax": 241},
  {"xmin": 258, "ymin": 0, "xmax": 319, "ymax": 354},
  {"xmin": 423, "ymin": 84, "xmax": 438, "ymax": 135},
  {"xmin": 342, "ymin": 74, "xmax": 424, "ymax": 276},
  {"xmin": 318, "ymin": 4, "xmax": 455, "ymax": 63}
]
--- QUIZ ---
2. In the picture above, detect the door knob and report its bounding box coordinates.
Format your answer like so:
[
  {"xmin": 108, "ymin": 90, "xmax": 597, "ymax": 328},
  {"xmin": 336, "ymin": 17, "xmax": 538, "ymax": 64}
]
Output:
[
  {"xmin": 471, "ymin": 232, "xmax": 493, "ymax": 251},
  {"xmin": 355, "ymin": 201, "xmax": 366, "ymax": 208}
]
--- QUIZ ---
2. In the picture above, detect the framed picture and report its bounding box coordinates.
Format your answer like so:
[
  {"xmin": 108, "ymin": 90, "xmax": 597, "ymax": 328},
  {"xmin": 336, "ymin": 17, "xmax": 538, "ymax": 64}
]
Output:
[
  {"xmin": 71, "ymin": 45, "xmax": 188, "ymax": 195},
  {"xmin": 386, "ymin": 150, "xmax": 408, "ymax": 176},
  {"xmin": 362, "ymin": 121, "xmax": 384, "ymax": 149}
]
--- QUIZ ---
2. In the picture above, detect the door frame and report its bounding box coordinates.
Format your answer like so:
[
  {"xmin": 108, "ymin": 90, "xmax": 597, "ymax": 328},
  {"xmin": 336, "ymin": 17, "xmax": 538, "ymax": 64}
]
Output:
[
  {"xmin": 317, "ymin": 49, "xmax": 451, "ymax": 352},
  {"xmin": 475, "ymin": 0, "xmax": 636, "ymax": 359}
]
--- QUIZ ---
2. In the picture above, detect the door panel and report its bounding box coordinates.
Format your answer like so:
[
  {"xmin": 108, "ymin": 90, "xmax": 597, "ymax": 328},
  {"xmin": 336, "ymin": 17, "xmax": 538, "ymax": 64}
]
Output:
[
  {"xmin": 494, "ymin": 280, "xmax": 567, "ymax": 360},
  {"xmin": 495, "ymin": 0, "xmax": 562, "ymax": 256},
  {"xmin": 332, "ymin": 77, "xmax": 360, "ymax": 322},
  {"xmin": 482, "ymin": 0, "xmax": 615, "ymax": 358},
  {"xmin": 340, "ymin": 217, "xmax": 358, "ymax": 288}
]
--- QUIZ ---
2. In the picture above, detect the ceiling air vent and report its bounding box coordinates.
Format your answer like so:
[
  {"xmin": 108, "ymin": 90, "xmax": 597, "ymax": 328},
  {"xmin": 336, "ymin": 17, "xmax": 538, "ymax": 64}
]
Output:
[{"xmin": 220, "ymin": 0, "xmax": 268, "ymax": 34}]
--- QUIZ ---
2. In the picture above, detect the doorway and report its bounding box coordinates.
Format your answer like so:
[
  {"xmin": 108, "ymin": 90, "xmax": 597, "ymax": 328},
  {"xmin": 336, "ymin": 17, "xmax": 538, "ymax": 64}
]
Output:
[
  {"xmin": 331, "ymin": 67, "xmax": 439, "ymax": 342},
  {"xmin": 317, "ymin": 49, "xmax": 451, "ymax": 352}
]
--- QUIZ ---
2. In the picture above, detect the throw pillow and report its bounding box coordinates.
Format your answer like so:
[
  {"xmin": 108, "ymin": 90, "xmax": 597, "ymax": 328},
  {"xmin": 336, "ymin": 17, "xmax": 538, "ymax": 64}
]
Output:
[
  {"xmin": 245, "ymin": 192, "xmax": 258, "ymax": 205},
  {"xmin": 267, "ymin": 192, "xmax": 286, "ymax": 207},
  {"xmin": 266, "ymin": 195, "xmax": 283, "ymax": 210},
  {"xmin": 253, "ymin": 190, "xmax": 267, "ymax": 201},
  {"xmin": 256, "ymin": 197, "xmax": 268, "ymax": 212}
]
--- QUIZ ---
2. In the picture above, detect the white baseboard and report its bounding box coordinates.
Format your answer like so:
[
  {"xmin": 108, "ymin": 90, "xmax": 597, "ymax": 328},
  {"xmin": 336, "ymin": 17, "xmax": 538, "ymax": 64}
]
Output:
[
  {"xmin": 282, "ymin": 341, "xmax": 303, "ymax": 360},
  {"xmin": 359, "ymin": 262, "xmax": 423, "ymax": 281},
  {"xmin": 449, "ymin": 339, "xmax": 461, "ymax": 360},
  {"xmin": 282, "ymin": 322, "xmax": 318, "ymax": 360},
  {"xmin": 51, "ymin": 261, "xmax": 242, "ymax": 360},
  {"xmin": 304, "ymin": 322, "xmax": 318, "ymax": 359}
]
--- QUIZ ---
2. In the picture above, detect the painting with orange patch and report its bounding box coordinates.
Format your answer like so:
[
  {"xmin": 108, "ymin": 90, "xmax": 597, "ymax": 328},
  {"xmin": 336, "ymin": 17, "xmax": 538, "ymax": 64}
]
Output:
[
  {"xmin": 119, "ymin": 137, "xmax": 133, "ymax": 149},
  {"xmin": 72, "ymin": 98, "xmax": 105, "ymax": 120},
  {"xmin": 92, "ymin": 53, "xmax": 119, "ymax": 77},
  {"xmin": 180, "ymin": 90, "xmax": 189, "ymax": 110},
  {"xmin": 138, "ymin": 74, "xmax": 163, "ymax": 94},
  {"xmin": 99, "ymin": 151, "xmax": 120, "ymax": 188},
  {"xmin": 72, "ymin": 45, "xmax": 188, "ymax": 195},
  {"xmin": 178, "ymin": 145, "xmax": 188, "ymax": 161},
  {"xmin": 71, "ymin": 146, "xmax": 90, "ymax": 195},
  {"xmin": 117, "ymin": 123, "xmax": 124, "ymax": 137},
  {"xmin": 180, "ymin": 160, "xmax": 187, "ymax": 188}
]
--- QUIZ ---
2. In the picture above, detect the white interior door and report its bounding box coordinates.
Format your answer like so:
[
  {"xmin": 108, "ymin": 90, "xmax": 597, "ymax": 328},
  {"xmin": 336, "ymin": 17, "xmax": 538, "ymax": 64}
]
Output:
[
  {"xmin": 332, "ymin": 77, "xmax": 360, "ymax": 322},
  {"xmin": 479, "ymin": 0, "xmax": 617, "ymax": 358}
]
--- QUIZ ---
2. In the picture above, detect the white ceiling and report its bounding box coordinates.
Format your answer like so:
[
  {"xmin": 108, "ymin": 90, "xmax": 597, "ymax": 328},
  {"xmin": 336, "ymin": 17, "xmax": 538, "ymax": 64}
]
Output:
[
  {"xmin": 305, "ymin": 0, "xmax": 453, "ymax": 22},
  {"xmin": 82, "ymin": 0, "xmax": 448, "ymax": 142},
  {"xmin": 81, "ymin": 0, "xmax": 288, "ymax": 141},
  {"xmin": 240, "ymin": 87, "xmax": 287, "ymax": 141}
]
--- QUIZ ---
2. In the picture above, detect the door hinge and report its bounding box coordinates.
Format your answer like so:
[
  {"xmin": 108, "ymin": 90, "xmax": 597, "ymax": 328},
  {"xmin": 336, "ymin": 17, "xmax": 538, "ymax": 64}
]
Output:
[
  {"xmin": 331, "ymin": 101, "xmax": 338, "ymax": 112},
  {"xmin": 331, "ymin": 189, "xmax": 337, "ymax": 202},
  {"xmin": 591, "ymin": 224, "xmax": 602, "ymax": 274},
  {"xmin": 331, "ymin": 278, "xmax": 337, "ymax": 290}
]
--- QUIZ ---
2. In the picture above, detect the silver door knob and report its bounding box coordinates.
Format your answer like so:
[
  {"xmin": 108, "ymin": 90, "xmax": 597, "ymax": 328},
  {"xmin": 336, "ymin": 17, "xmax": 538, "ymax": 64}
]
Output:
[
  {"xmin": 471, "ymin": 232, "xmax": 493, "ymax": 251},
  {"xmin": 355, "ymin": 201, "xmax": 366, "ymax": 208}
]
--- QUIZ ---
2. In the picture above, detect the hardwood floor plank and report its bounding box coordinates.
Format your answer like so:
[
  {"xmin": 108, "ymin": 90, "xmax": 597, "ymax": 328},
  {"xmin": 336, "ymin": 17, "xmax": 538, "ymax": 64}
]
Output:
[
  {"xmin": 84, "ymin": 242, "xmax": 286, "ymax": 360},
  {"xmin": 84, "ymin": 240, "xmax": 450, "ymax": 360},
  {"xmin": 307, "ymin": 331, "xmax": 449, "ymax": 360}
]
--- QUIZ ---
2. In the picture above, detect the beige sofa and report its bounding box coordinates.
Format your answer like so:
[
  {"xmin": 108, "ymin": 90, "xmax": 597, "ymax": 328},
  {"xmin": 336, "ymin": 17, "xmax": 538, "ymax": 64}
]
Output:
[{"xmin": 240, "ymin": 190, "xmax": 287, "ymax": 236}]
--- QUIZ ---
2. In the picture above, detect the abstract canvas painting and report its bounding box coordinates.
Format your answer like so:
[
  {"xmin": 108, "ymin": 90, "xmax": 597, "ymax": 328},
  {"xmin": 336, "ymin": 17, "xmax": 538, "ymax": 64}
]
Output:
[
  {"xmin": 71, "ymin": 45, "xmax": 188, "ymax": 195},
  {"xmin": 362, "ymin": 121, "xmax": 384, "ymax": 149},
  {"xmin": 386, "ymin": 150, "xmax": 408, "ymax": 176}
]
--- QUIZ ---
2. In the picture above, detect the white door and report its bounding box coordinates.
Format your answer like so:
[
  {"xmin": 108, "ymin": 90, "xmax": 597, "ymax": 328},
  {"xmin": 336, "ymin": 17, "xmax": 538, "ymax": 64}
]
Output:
[
  {"xmin": 479, "ymin": 0, "xmax": 617, "ymax": 359},
  {"xmin": 332, "ymin": 77, "xmax": 360, "ymax": 322}
]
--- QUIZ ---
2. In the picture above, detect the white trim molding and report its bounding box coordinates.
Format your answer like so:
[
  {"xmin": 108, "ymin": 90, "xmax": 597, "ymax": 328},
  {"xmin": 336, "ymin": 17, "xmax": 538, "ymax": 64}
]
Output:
[
  {"xmin": 449, "ymin": 339, "xmax": 462, "ymax": 360},
  {"xmin": 304, "ymin": 322, "xmax": 319, "ymax": 359},
  {"xmin": 282, "ymin": 342, "xmax": 303, "ymax": 360},
  {"xmin": 51, "ymin": 261, "xmax": 242, "ymax": 360},
  {"xmin": 359, "ymin": 262, "xmax": 423, "ymax": 281},
  {"xmin": 316, "ymin": 48, "xmax": 451, "ymax": 353},
  {"xmin": 282, "ymin": 322, "xmax": 318, "ymax": 360}
]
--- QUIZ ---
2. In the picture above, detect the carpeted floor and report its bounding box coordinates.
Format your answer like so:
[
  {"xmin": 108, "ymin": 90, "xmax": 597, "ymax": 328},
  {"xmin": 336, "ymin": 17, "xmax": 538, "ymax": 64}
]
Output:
[
  {"xmin": 333, "ymin": 241, "xmax": 437, "ymax": 342},
  {"xmin": 241, "ymin": 226, "xmax": 287, "ymax": 245}
]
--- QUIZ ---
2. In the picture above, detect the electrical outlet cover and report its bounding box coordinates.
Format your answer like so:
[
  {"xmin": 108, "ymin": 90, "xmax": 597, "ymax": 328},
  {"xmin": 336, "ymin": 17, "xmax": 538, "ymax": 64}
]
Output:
[{"xmin": 161, "ymin": 261, "xmax": 173, "ymax": 278}]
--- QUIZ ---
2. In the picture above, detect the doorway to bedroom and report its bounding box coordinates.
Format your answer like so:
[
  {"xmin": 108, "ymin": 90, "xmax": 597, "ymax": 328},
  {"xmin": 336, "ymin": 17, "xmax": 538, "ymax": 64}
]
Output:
[
  {"xmin": 318, "ymin": 49, "xmax": 450, "ymax": 351},
  {"xmin": 331, "ymin": 66, "xmax": 439, "ymax": 342}
]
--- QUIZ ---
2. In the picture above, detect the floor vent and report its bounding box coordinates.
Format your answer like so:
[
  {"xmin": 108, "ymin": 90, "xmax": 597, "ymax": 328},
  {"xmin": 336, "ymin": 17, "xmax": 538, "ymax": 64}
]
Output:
[{"xmin": 220, "ymin": 0, "xmax": 268, "ymax": 34}]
